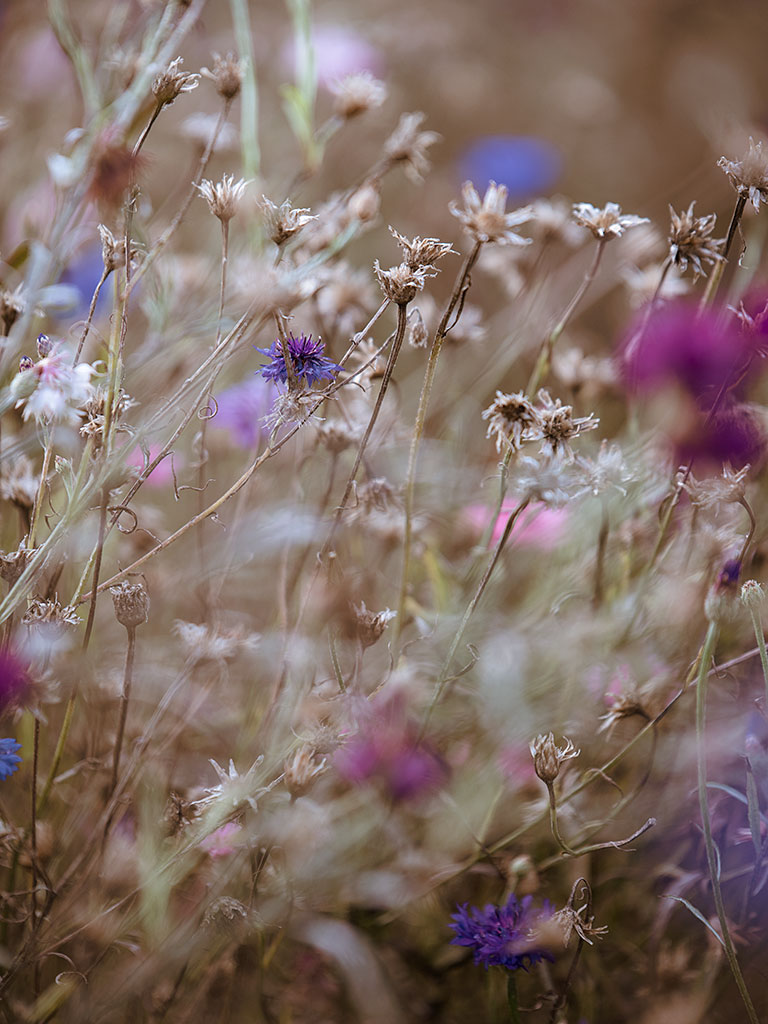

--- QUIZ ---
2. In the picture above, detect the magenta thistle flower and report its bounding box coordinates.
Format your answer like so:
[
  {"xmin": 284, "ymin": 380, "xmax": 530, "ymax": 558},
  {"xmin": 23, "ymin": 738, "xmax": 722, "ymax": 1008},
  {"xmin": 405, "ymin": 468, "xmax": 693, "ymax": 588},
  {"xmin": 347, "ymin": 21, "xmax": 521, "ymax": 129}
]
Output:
[
  {"xmin": 450, "ymin": 893, "xmax": 554, "ymax": 971},
  {"xmin": 0, "ymin": 738, "xmax": 22, "ymax": 780},
  {"xmin": 257, "ymin": 333, "xmax": 342, "ymax": 387},
  {"xmin": 0, "ymin": 650, "xmax": 31, "ymax": 716}
]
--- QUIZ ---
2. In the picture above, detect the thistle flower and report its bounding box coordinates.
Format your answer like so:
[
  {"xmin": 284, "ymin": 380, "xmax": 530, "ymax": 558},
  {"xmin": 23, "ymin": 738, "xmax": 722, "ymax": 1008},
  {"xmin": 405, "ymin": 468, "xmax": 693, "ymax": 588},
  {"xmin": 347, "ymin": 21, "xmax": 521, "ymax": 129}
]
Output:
[
  {"xmin": 200, "ymin": 52, "xmax": 244, "ymax": 101},
  {"xmin": 259, "ymin": 195, "xmax": 316, "ymax": 246},
  {"xmin": 0, "ymin": 739, "xmax": 21, "ymax": 781},
  {"xmin": 383, "ymin": 112, "xmax": 440, "ymax": 183},
  {"xmin": 449, "ymin": 894, "xmax": 554, "ymax": 971},
  {"xmin": 718, "ymin": 137, "xmax": 768, "ymax": 212},
  {"xmin": 196, "ymin": 174, "xmax": 249, "ymax": 223},
  {"xmin": 667, "ymin": 201, "xmax": 724, "ymax": 278},
  {"xmin": 257, "ymin": 333, "xmax": 343, "ymax": 387},
  {"xmin": 330, "ymin": 71, "xmax": 387, "ymax": 118},
  {"xmin": 151, "ymin": 57, "xmax": 200, "ymax": 108},
  {"xmin": 572, "ymin": 201, "xmax": 649, "ymax": 240},
  {"xmin": 450, "ymin": 181, "xmax": 533, "ymax": 245},
  {"xmin": 529, "ymin": 732, "xmax": 579, "ymax": 784}
]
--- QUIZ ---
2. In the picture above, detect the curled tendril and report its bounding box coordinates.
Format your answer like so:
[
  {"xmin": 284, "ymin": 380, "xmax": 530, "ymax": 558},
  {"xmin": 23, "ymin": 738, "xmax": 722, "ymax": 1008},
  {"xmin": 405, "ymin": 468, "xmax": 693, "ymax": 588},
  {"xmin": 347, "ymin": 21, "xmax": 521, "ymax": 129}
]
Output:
[
  {"xmin": 109, "ymin": 505, "xmax": 138, "ymax": 534},
  {"xmin": 198, "ymin": 394, "xmax": 219, "ymax": 420}
]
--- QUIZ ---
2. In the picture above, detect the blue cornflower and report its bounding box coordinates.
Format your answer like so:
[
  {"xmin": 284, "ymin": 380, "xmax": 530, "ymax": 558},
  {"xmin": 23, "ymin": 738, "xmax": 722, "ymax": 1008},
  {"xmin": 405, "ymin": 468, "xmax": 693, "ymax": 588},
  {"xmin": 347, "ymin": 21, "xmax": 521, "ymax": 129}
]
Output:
[
  {"xmin": 0, "ymin": 739, "xmax": 22, "ymax": 780},
  {"xmin": 449, "ymin": 893, "xmax": 553, "ymax": 971},
  {"xmin": 256, "ymin": 333, "xmax": 343, "ymax": 387}
]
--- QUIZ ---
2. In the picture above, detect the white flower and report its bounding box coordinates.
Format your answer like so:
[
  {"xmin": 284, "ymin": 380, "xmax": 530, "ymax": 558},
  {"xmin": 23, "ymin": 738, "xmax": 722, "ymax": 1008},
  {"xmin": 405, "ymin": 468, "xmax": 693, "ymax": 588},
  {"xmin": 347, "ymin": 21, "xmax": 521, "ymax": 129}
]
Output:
[{"xmin": 13, "ymin": 348, "xmax": 95, "ymax": 425}]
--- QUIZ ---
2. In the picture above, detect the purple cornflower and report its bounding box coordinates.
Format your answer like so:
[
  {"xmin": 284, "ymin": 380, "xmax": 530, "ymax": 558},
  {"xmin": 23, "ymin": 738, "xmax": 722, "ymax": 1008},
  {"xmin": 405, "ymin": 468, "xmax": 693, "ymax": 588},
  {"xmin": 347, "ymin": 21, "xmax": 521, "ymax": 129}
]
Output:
[
  {"xmin": 0, "ymin": 739, "xmax": 22, "ymax": 780},
  {"xmin": 450, "ymin": 893, "xmax": 554, "ymax": 971},
  {"xmin": 211, "ymin": 376, "xmax": 274, "ymax": 448},
  {"xmin": 257, "ymin": 333, "xmax": 343, "ymax": 387},
  {"xmin": 458, "ymin": 135, "xmax": 562, "ymax": 201},
  {"xmin": 334, "ymin": 693, "xmax": 449, "ymax": 802}
]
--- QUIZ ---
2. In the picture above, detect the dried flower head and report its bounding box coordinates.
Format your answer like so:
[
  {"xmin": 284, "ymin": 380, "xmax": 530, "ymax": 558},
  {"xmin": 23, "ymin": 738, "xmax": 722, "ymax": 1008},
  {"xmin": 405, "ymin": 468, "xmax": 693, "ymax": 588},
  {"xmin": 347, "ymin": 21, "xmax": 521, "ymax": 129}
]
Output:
[
  {"xmin": 684, "ymin": 464, "xmax": 750, "ymax": 508},
  {"xmin": 667, "ymin": 202, "xmax": 724, "ymax": 278},
  {"xmin": 389, "ymin": 226, "xmax": 456, "ymax": 270},
  {"xmin": 407, "ymin": 307, "xmax": 429, "ymax": 348},
  {"xmin": 259, "ymin": 195, "xmax": 316, "ymax": 246},
  {"xmin": 196, "ymin": 757, "xmax": 265, "ymax": 813},
  {"xmin": 621, "ymin": 262, "xmax": 689, "ymax": 308},
  {"xmin": 718, "ymin": 137, "xmax": 768, "ymax": 212},
  {"xmin": 330, "ymin": 71, "xmax": 387, "ymax": 118},
  {"xmin": 574, "ymin": 441, "xmax": 633, "ymax": 496},
  {"xmin": 555, "ymin": 898, "xmax": 608, "ymax": 946},
  {"xmin": 0, "ymin": 546, "xmax": 32, "ymax": 587},
  {"xmin": 22, "ymin": 599, "xmax": 80, "ymax": 629},
  {"xmin": 514, "ymin": 455, "xmax": 579, "ymax": 508},
  {"xmin": 552, "ymin": 346, "xmax": 617, "ymax": 395},
  {"xmin": 98, "ymin": 224, "xmax": 138, "ymax": 273},
  {"xmin": 374, "ymin": 261, "xmax": 430, "ymax": 304},
  {"xmin": 530, "ymin": 197, "xmax": 586, "ymax": 246},
  {"xmin": 196, "ymin": 174, "xmax": 249, "ymax": 223},
  {"xmin": 598, "ymin": 690, "xmax": 650, "ymax": 733},
  {"xmin": 109, "ymin": 579, "xmax": 150, "ymax": 629},
  {"xmin": 741, "ymin": 579, "xmax": 765, "ymax": 608},
  {"xmin": 572, "ymin": 201, "xmax": 649, "ymax": 240},
  {"xmin": 383, "ymin": 112, "xmax": 440, "ymax": 183},
  {"xmin": 151, "ymin": 57, "xmax": 200, "ymax": 108},
  {"xmin": 529, "ymin": 732, "xmax": 580, "ymax": 784},
  {"xmin": 262, "ymin": 388, "xmax": 319, "ymax": 431},
  {"xmin": 450, "ymin": 181, "xmax": 533, "ymax": 245},
  {"xmin": 482, "ymin": 390, "xmax": 541, "ymax": 453},
  {"xmin": 351, "ymin": 601, "xmax": 397, "ymax": 648},
  {"xmin": 1, "ymin": 456, "xmax": 38, "ymax": 511},
  {"xmin": 201, "ymin": 52, "xmax": 244, "ymax": 101},
  {"xmin": 347, "ymin": 182, "xmax": 381, "ymax": 222},
  {"xmin": 315, "ymin": 419, "xmax": 360, "ymax": 454},
  {"xmin": 283, "ymin": 745, "xmax": 327, "ymax": 799},
  {"xmin": 528, "ymin": 390, "xmax": 599, "ymax": 459},
  {"xmin": 202, "ymin": 896, "xmax": 248, "ymax": 933}
]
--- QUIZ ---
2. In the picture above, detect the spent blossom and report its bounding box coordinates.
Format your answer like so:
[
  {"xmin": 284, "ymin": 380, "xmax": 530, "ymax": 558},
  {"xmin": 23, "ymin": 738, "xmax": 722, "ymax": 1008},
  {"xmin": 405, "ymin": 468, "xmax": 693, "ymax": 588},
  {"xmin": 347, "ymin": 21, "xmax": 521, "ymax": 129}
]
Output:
[
  {"xmin": 449, "ymin": 893, "xmax": 555, "ymax": 971},
  {"xmin": 151, "ymin": 57, "xmax": 199, "ymax": 108},
  {"xmin": 482, "ymin": 390, "xmax": 540, "ymax": 453},
  {"xmin": 718, "ymin": 137, "xmax": 768, "ymax": 212},
  {"xmin": 529, "ymin": 732, "xmax": 580, "ymax": 784},
  {"xmin": 330, "ymin": 71, "xmax": 387, "ymax": 118},
  {"xmin": 383, "ymin": 112, "xmax": 440, "ymax": 183},
  {"xmin": 374, "ymin": 260, "xmax": 431, "ymax": 304},
  {"xmin": 572, "ymin": 201, "xmax": 649, "ymax": 240},
  {"xmin": 667, "ymin": 201, "xmax": 723, "ymax": 278},
  {"xmin": 200, "ymin": 52, "xmax": 244, "ymax": 101},
  {"xmin": 196, "ymin": 175, "xmax": 249, "ymax": 222},
  {"xmin": 529, "ymin": 389, "xmax": 599, "ymax": 459},
  {"xmin": 389, "ymin": 226, "xmax": 456, "ymax": 270},
  {"xmin": 258, "ymin": 195, "xmax": 316, "ymax": 246},
  {"xmin": 450, "ymin": 181, "xmax": 533, "ymax": 245},
  {"xmin": 257, "ymin": 333, "xmax": 343, "ymax": 387}
]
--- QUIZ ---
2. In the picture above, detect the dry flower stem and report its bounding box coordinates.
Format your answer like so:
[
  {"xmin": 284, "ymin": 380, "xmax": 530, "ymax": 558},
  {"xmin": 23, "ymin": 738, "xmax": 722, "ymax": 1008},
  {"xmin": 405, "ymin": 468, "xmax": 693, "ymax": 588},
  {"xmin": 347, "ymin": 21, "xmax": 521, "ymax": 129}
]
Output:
[
  {"xmin": 545, "ymin": 779, "xmax": 654, "ymax": 857},
  {"xmin": 695, "ymin": 621, "xmax": 759, "ymax": 1023},
  {"xmin": 395, "ymin": 241, "xmax": 482, "ymax": 650},
  {"xmin": 110, "ymin": 625, "xmax": 137, "ymax": 795},
  {"xmin": 74, "ymin": 267, "xmax": 110, "ymax": 364},
  {"xmin": 27, "ymin": 438, "xmax": 53, "ymax": 550},
  {"xmin": 700, "ymin": 195, "xmax": 747, "ymax": 310},
  {"xmin": 747, "ymin": 606, "xmax": 768, "ymax": 708}
]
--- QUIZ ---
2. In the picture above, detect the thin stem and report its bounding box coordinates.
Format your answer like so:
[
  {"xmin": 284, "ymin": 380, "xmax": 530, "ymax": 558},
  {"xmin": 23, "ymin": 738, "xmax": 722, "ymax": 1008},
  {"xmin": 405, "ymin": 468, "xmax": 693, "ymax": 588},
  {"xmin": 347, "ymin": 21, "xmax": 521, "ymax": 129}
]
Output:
[
  {"xmin": 81, "ymin": 488, "xmax": 109, "ymax": 652},
  {"xmin": 748, "ymin": 605, "xmax": 768, "ymax": 708},
  {"xmin": 421, "ymin": 497, "xmax": 530, "ymax": 735},
  {"xmin": 695, "ymin": 619, "xmax": 759, "ymax": 1024},
  {"xmin": 73, "ymin": 267, "xmax": 110, "ymax": 364},
  {"xmin": 30, "ymin": 715, "xmax": 40, "ymax": 996},
  {"xmin": 132, "ymin": 102, "xmax": 163, "ymax": 160},
  {"xmin": 546, "ymin": 780, "xmax": 654, "ymax": 857},
  {"xmin": 700, "ymin": 194, "xmax": 747, "ymax": 310},
  {"xmin": 27, "ymin": 440, "xmax": 53, "ymax": 550},
  {"xmin": 395, "ymin": 242, "xmax": 482, "ymax": 650},
  {"xmin": 111, "ymin": 626, "xmax": 137, "ymax": 796},
  {"xmin": 592, "ymin": 499, "xmax": 610, "ymax": 609}
]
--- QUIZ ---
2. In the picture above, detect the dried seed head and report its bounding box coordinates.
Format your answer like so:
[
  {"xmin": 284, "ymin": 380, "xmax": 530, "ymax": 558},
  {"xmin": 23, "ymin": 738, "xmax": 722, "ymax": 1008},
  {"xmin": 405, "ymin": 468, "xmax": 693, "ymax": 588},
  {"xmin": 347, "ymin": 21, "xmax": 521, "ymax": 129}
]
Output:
[
  {"xmin": 98, "ymin": 224, "xmax": 138, "ymax": 273},
  {"xmin": 373, "ymin": 260, "xmax": 429, "ymax": 304},
  {"xmin": 482, "ymin": 390, "xmax": 541, "ymax": 453},
  {"xmin": 450, "ymin": 181, "xmax": 533, "ymax": 246},
  {"xmin": 554, "ymin": 901, "xmax": 608, "ymax": 946},
  {"xmin": 330, "ymin": 71, "xmax": 387, "ymax": 119},
  {"xmin": 151, "ymin": 57, "xmax": 199, "ymax": 108},
  {"xmin": 351, "ymin": 600, "xmax": 397, "ymax": 648},
  {"xmin": 572, "ymin": 201, "xmax": 649, "ymax": 240},
  {"xmin": 667, "ymin": 202, "xmax": 724, "ymax": 278},
  {"xmin": 0, "ymin": 546, "xmax": 31, "ymax": 586},
  {"xmin": 718, "ymin": 137, "xmax": 768, "ymax": 212},
  {"xmin": 202, "ymin": 896, "xmax": 248, "ymax": 933},
  {"xmin": 598, "ymin": 690, "xmax": 650, "ymax": 733},
  {"xmin": 529, "ymin": 390, "xmax": 599, "ymax": 460},
  {"xmin": 0, "ymin": 289, "xmax": 24, "ymax": 335},
  {"xmin": 383, "ymin": 112, "xmax": 440, "ymax": 183},
  {"xmin": 196, "ymin": 174, "xmax": 249, "ymax": 223},
  {"xmin": 407, "ymin": 307, "xmax": 429, "ymax": 348},
  {"xmin": 22, "ymin": 599, "xmax": 80, "ymax": 629},
  {"xmin": 201, "ymin": 52, "xmax": 244, "ymax": 101},
  {"xmin": 529, "ymin": 733, "xmax": 580, "ymax": 784},
  {"xmin": 283, "ymin": 745, "xmax": 327, "ymax": 798},
  {"xmin": 109, "ymin": 579, "xmax": 150, "ymax": 629},
  {"xmin": 684, "ymin": 463, "xmax": 750, "ymax": 508},
  {"xmin": 741, "ymin": 579, "xmax": 765, "ymax": 609},
  {"xmin": 259, "ymin": 195, "xmax": 316, "ymax": 246},
  {"xmin": 389, "ymin": 226, "xmax": 455, "ymax": 270}
]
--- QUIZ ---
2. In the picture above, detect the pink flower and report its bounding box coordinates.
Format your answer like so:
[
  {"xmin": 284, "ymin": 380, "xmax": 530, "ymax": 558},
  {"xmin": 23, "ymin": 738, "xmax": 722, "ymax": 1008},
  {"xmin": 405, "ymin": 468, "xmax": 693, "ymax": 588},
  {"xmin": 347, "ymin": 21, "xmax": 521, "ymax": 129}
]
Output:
[
  {"xmin": 126, "ymin": 445, "xmax": 175, "ymax": 487},
  {"xmin": 200, "ymin": 821, "xmax": 242, "ymax": 859},
  {"xmin": 463, "ymin": 500, "xmax": 569, "ymax": 549},
  {"xmin": 284, "ymin": 25, "xmax": 383, "ymax": 89}
]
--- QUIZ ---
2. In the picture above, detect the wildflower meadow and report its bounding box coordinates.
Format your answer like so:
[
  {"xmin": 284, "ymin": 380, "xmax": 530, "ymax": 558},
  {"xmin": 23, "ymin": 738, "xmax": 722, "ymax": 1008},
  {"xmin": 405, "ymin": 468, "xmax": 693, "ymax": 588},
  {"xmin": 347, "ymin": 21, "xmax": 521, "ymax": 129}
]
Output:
[{"xmin": 2, "ymin": 1, "xmax": 768, "ymax": 1021}]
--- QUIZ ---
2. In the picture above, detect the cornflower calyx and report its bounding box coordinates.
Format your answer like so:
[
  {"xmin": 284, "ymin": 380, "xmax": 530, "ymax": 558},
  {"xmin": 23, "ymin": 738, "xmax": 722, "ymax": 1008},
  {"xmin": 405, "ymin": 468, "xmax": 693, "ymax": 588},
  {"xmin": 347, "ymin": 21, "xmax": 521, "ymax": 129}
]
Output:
[
  {"xmin": 667, "ymin": 201, "xmax": 724, "ymax": 277},
  {"xmin": 374, "ymin": 260, "xmax": 430, "ymax": 305},
  {"xmin": 330, "ymin": 71, "xmax": 387, "ymax": 119},
  {"xmin": 718, "ymin": 137, "xmax": 768, "ymax": 212},
  {"xmin": 529, "ymin": 732, "xmax": 580, "ymax": 784},
  {"xmin": 259, "ymin": 195, "xmax": 316, "ymax": 246},
  {"xmin": 572, "ymin": 201, "xmax": 649, "ymax": 240},
  {"xmin": 257, "ymin": 333, "xmax": 342, "ymax": 387},
  {"xmin": 196, "ymin": 174, "xmax": 249, "ymax": 223},
  {"xmin": 389, "ymin": 226, "xmax": 456, "ymax": 270},
  {"xmin": 450, "ymin": 181, "xmax": 533, "ymax": 245},
  {"xmin": 151, "ymin": 57, "xmax": 199, "ymax": 108},
  {"xmin": 201, "ymin": 52, "xmax": 244, "ymax": 101}
]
